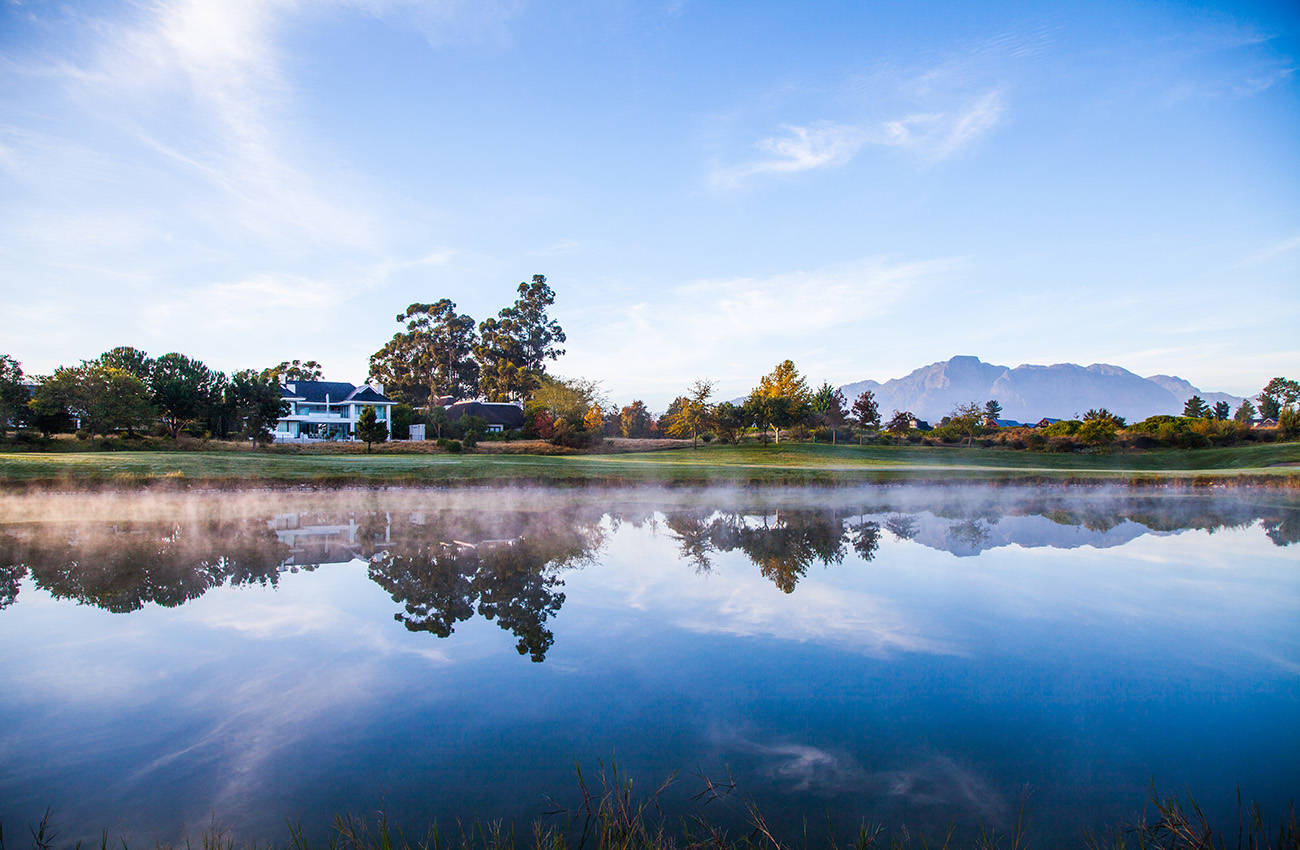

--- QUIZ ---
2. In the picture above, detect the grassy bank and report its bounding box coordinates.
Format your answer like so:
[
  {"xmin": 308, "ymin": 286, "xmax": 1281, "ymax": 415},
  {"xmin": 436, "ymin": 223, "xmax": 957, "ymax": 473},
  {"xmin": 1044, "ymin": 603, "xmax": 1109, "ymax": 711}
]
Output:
[
  {"xmin": 9, "ymin": 781, "xmax": 1298, "ymax": 850},
  {"xmin": 0, "ymin": 442, "xmax": 1298, "ymax": 488}
]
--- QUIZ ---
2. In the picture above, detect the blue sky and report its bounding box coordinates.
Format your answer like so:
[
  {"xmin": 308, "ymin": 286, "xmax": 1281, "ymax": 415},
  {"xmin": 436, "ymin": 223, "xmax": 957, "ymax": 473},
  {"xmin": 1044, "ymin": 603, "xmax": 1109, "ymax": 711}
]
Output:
[{"xmin": 1, "ymin": 0, "xmax": 1297, "ymax": 407}]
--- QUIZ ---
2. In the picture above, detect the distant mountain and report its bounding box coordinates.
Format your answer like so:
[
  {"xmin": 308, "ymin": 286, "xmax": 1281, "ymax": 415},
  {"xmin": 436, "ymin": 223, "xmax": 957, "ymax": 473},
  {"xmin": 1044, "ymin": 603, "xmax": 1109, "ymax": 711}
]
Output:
[{"xmin": 837, "ymin": 355, "xmax": 1244, "ymax": 423}]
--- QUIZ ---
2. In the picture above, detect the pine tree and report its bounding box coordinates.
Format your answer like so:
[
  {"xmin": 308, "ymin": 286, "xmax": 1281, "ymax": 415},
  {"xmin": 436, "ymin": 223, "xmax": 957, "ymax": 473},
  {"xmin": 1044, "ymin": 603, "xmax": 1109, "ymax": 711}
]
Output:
[{"xmin": 356, "ymin": 405, "xmax": 388, "ymax": 452}]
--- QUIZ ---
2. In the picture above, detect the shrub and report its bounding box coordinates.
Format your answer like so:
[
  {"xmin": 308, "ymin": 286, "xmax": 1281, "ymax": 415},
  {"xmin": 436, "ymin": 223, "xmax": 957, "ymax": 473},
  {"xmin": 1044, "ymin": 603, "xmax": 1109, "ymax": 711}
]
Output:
[
  {"xmin": 1047, "ymin": 436, "xmax": 1078, "ymax": 452},
  {"xmin": 445, "ymin": 439, "xmax": 462, "ymax": 453},
  {"xmin": 1077, "ymin": 418, "xmax": 1118, "ymax": 446},
  {"xmin": 1280, "ymin": 407, "xmax": 1300, "ymax": 439},
  {"xmin": 1042, "ymin": 420, "xmax": 1082, "ymax": 438}
]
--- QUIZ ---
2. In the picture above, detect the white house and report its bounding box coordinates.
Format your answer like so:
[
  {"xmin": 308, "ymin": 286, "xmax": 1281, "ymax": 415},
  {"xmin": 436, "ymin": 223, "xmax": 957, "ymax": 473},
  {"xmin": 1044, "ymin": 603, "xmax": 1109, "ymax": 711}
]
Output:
[{"xmin": 274, "ymin": 380, "xmax": 396, "ymax": 442}]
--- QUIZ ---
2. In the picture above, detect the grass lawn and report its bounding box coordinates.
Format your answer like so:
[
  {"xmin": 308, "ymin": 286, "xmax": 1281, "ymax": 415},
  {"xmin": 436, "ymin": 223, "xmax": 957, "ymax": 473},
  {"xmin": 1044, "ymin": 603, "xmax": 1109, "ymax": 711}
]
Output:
[{"xmin": 1, "ymin": 441, "xmax": 1298, "ymax": 486}]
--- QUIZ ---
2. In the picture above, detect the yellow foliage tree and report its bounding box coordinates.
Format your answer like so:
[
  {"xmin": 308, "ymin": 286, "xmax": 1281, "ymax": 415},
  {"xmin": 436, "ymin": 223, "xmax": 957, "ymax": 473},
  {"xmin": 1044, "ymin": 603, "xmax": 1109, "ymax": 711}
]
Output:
[{"xmin": 583, "ymin": 404, "xmax": 604, "ymax": 432}]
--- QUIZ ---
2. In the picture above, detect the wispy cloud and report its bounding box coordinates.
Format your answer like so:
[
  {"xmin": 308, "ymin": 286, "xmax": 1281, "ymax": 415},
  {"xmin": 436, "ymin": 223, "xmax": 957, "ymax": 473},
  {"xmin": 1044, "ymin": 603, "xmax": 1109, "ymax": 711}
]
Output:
[
  {"xmin": 710, "ymin": 122, "xmax": 868, "ymax": 188},
  {"xmin": 711, "ymin": 87, "xmax": 1007, "ymax": 188}
]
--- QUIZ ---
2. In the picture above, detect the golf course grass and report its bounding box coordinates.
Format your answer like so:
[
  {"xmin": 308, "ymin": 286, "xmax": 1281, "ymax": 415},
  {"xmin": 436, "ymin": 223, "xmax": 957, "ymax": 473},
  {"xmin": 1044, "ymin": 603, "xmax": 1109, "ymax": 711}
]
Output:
[{"xmin": 1, "ymin": 441, "xmax": 1298, "ymax": 487}]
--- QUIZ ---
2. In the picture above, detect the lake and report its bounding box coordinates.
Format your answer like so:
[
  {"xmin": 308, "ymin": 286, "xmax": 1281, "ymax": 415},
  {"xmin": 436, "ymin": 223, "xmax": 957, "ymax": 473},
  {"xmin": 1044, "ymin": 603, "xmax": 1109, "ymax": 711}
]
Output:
[{"xmin": 0, "ymin": 486, "xmax": 1297, "ymax": 845}]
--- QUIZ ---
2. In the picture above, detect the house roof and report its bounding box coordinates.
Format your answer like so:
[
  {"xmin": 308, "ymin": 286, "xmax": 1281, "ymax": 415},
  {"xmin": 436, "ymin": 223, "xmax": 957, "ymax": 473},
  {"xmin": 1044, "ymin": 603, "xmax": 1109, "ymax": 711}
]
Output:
[
  {"xmin": 281, "ymin": 381, "xmax": 393, "ymax": 404},
  {"xmin": 445, "ymin": 401, "xmax": 525, "ymax": 427}
]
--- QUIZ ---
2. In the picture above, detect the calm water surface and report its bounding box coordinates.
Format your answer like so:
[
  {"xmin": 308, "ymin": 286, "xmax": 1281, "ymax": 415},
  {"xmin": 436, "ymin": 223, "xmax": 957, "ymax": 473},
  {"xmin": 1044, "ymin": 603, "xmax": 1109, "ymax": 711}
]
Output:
[{"xmin": 0, "ymin": 486, "xmax": 1297, "ymax": 844}]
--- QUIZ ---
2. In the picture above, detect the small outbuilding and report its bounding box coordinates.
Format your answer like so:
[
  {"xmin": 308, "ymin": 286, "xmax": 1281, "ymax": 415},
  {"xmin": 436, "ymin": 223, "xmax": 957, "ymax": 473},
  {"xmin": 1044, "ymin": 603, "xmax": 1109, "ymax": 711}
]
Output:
[{"xmin": 445, "ymin": 401, "xmax": 526, "ymax": 433}]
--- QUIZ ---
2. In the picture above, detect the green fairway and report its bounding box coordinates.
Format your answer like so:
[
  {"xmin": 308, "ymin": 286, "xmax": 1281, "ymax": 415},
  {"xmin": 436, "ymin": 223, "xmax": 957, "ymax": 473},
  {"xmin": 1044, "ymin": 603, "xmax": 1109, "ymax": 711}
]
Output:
[{"xmin": 1, "ymin": 441, "xmax": 1298, "ymax": 486}]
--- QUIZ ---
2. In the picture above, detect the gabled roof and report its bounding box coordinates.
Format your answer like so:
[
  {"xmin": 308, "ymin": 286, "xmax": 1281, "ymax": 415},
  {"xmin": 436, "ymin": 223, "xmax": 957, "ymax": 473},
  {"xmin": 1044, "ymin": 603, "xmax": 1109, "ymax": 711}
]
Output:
[
  {"xmin": 347, "ymin": 386, "xmax": 390, "ymax": 403},
  {"xmin": 281, "ymin": 381, "xmax": 392, "ymax": 404},
  {"xmin": 445, "ymin": 401, "xmax": 526, "ymax": 428}
]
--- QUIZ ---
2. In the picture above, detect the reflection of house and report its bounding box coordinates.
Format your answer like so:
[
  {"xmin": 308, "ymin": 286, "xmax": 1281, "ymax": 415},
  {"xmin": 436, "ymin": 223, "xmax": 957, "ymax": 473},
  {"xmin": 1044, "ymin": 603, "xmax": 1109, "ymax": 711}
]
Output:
[
  {"xmin": 445, "ymin": 400, "xmax": 526, "ymax": 433},
  {"xmin": 268, "ymin": 513, "xmax": 391, "ymax": 566},
  {"xmin": 274, "ymin": 381, "xmax": 395, "ymax": 441}
]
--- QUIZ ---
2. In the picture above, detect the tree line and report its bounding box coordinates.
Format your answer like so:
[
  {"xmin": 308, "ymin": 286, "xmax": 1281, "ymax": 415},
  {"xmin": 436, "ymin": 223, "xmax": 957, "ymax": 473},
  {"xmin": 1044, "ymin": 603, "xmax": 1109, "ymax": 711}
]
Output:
[{"xmin": 0, "ymin": 348, "xmax": 299, "ymax": 443}]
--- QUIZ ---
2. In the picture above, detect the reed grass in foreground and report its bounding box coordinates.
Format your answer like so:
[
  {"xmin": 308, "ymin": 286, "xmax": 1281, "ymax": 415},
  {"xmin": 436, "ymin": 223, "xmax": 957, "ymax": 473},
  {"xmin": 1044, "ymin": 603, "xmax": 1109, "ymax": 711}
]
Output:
[{"xmin": 6, "ymin": 772, "xmax": 1296, "ymax": 850}]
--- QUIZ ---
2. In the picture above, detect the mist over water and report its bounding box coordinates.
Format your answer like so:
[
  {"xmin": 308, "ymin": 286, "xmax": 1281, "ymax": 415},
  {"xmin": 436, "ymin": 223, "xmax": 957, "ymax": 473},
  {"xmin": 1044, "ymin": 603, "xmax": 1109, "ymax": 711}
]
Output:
[{"xmin": 0, "ymin": 486, "xmax": 1297, "ymax": 844}]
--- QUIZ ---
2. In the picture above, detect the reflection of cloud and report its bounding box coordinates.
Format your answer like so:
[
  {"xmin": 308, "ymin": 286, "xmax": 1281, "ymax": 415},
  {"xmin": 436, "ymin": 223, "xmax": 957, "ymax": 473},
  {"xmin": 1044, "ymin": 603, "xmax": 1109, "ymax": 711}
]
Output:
[
  {"xmin": 725, "ymin": 734, "xmax": 1007, "ymax": 823},
  {"xmin": 176, "ymin": 562, "xmax": 452, "ymax": 664},
  {"xmin": 881, "ymin": 755, "xmax": 1007, "ymax": 824},
  {"xmin": 585, "ymin": 527, "xmax": 955, "ymax": 658},
  {"xmin": 751, "ymin": 742, "xmax": 865, "ymax": 793}
]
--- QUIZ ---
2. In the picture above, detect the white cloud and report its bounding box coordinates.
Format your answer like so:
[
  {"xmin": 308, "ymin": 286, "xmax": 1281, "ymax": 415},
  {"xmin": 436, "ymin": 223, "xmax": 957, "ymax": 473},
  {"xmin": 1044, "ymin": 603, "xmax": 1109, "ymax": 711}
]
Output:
[
  {"xmin": 561, "ymin": 255, "xmax": 963, "ymax": 405},
  {"xmin": 710, "ymin": 122, "xmax": 868, "ymax": 188},
  {"xmin": 712, "ymin": 89, "xmax": 1006, "ymax": 188}
]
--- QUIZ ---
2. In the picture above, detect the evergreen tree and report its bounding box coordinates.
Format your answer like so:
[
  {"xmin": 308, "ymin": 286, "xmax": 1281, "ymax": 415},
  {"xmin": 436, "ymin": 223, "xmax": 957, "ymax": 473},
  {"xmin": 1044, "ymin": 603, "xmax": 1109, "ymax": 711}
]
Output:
[
  {"xmin": 356, "ymin": 405, "xmax": 388, "ymax": 452},
  {"xmin": 1183, "ymin": 395, "xmax": 1209, "ymax": 418}
]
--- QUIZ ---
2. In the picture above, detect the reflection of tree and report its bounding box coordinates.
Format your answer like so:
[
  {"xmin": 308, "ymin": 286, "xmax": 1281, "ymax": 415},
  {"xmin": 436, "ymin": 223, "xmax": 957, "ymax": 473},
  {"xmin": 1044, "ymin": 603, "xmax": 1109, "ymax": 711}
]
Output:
[
  {"xmin": 0, "ymin": 532, "xmax": 25, "ymax": 610},
  {"xmin": 1263, "ymin": 512, "xmax": 1300, "ymax": 547},
  {"xmin": 851, "ymin": 521, "xmax": 882, "ymax": 561},
  {"xmin": 366, "ymin": 509, "xmax": 604, "ymax": 662},
  {"xmin": 885, "ymin": 515, "xmax": 918, "ymax": 541},
  {"xmin": 664, "ymin": 509, "xmax": 847, "ymax": 594},
  {"xmin": 947, "ymin": 518, "xmax": 991, "ymax": 550},
  {"xmin": 662, "ymin": 511, "xmax": 717, "ymax": 573},
  {"xmin": 10, "ymin": 520, "xmax": 289, "ymax": 613},
  {"xmin": 369, "ymin": 544, "xmax": 476, "ymax": 637},
  {"xmin": 475, "ymin": 541, "xmax": 567, "ymax": 662}
]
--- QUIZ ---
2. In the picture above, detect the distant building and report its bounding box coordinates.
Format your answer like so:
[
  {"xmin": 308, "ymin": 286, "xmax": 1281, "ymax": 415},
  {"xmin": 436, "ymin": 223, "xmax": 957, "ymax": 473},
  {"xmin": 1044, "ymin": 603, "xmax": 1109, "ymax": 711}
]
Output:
[
  {"xmin": 1254, "ymin": 417, "xmax": 1278, "ymax": 429},
  {"xmin": 274, "ymin": 380, "xmax": 395, "ymax": 441},
  {"xmin": 1034, "ymin": 418, "xmax": 1063, "ymax": 428},
  {"xmin": 444, "ymin": 400, "xmax": 526, "ymax": 433},
  {"xmin": 985, "ymin": 417, "xmax": 1025, "ymax": 428},
  {"xmin": 909, "ymin": 417, "xmax": 932, "ymax": 431}
]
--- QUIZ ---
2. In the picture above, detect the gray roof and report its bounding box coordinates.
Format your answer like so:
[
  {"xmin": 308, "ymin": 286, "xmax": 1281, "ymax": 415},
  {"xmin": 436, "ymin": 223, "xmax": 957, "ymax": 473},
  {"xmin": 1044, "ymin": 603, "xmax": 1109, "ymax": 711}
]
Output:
[
  {"xmin": 445, "ymin": 401, "xmax": 525, "ymax": 428},
  {"xmin": 281, "ymin": 381, "xmax": 393, "ymax": 404}
]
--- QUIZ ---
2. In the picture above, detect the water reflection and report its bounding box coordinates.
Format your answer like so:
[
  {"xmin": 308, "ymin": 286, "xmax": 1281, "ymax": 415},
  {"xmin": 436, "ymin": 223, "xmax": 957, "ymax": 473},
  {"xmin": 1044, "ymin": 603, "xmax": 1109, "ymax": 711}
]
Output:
[
  {"xmin": 0, "ymin": 490, "xmax": 1296, "ymax": 660},
  {"xmin": 366, "ymin": 508, "xmax": 603, "ymax": 661}
]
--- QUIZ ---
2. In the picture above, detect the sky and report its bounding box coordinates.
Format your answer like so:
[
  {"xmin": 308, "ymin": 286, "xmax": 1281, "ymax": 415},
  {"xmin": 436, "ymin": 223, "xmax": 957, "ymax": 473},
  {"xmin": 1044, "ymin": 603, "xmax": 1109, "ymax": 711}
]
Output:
[{"xmin": 1, "ymin": 0, "xmax": 1297, "ymax": 408}]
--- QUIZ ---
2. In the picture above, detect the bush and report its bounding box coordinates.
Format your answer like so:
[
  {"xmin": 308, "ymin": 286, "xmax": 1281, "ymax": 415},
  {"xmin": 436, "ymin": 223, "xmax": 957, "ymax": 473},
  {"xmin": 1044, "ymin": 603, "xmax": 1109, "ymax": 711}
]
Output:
[
  {"xmin": 1047, "ymin": 436, "xmax": 1078, "ymax": 452},
  {"xmin": 445, "ymin": 439, "xmax": 462, "ymax": 453},
  {"xmin": 1042, "ymin": 420, "xmax": 1082, "ymax": 438},
  {"xmin": 1279, "ymin": 407, "xmax": 1300, "ymax": 439}
]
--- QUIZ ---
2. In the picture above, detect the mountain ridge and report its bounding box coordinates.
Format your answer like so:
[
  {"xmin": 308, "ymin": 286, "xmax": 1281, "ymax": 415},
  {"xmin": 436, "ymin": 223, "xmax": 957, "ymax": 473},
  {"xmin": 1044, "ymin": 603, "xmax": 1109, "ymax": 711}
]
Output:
[{"xmin": 836, "ymin": 356, "xmax": 1244, "ymax": 423}]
